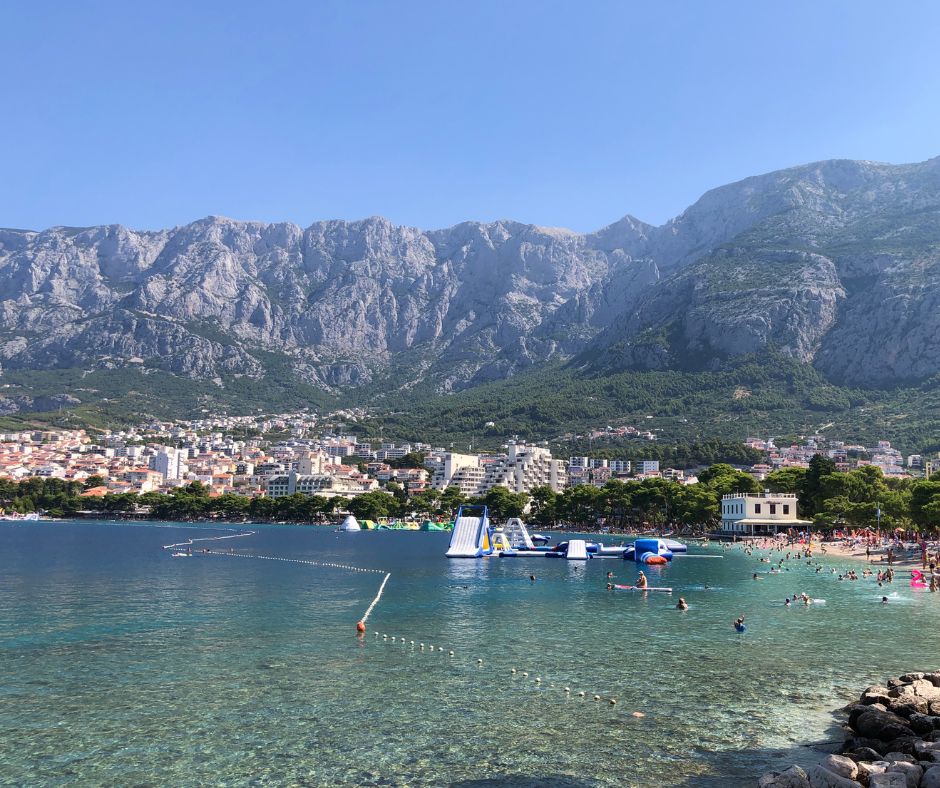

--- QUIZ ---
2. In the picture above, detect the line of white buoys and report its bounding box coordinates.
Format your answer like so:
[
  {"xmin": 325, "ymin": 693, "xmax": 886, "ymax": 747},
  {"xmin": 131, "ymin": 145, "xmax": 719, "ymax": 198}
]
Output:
[
  {"xmin": 205, "ymin": 550, "xmax": 386, "ymax": 575},
  {"xmin": 374, "ymin": 636, "xmax": 620, "ymax": 709}
]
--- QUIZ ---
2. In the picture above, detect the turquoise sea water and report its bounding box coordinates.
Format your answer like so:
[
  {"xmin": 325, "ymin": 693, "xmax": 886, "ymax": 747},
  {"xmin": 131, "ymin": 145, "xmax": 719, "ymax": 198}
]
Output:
[{"xmin": 1, "ymin": 521, "xmax": 939, "ymax": 787}]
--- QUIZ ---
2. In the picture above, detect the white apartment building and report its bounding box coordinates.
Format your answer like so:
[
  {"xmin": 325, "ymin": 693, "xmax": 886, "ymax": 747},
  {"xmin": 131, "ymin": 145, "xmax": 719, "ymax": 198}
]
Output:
[
  {"xmin": 638, "ymin": 460, "xmax": 660, "ymax": 474},
  {"xmin": 720, "ymin": 492, "xmax": 811, "ymax": 536},
  {"xmin": 478, "ymin": 441, "xmax": 567, "ymax": 494},
  {"xmin": 264, "ymin": 471, "xmax": 378, "ymax": 499},
  {"xmin": 430, "ymin": 452, "xmax": 486, "ymax": 495},
  {"xmin": 152, "ymin": 448, "xmax": 188, "ymax": 481}
]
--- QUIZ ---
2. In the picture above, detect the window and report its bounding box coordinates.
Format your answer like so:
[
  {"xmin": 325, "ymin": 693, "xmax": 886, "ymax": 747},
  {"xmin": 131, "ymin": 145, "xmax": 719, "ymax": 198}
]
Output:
[
  {"xmin": 754, "ymin": 504, "xmax": 761, "ymax": 514},
  {"xmin": 770, "ymin": 504, "xmax": 777, "ymax": 515},
  {"xmin": 783, "ymin": 504, "xmax": 790, "ymax": 515}
]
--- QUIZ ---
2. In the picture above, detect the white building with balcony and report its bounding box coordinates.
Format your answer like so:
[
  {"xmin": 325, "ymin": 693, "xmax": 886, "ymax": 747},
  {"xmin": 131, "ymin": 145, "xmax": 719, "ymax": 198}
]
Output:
[{"xmin": 720, "ymin": 492, "xmax": 811, "ymax": 536}]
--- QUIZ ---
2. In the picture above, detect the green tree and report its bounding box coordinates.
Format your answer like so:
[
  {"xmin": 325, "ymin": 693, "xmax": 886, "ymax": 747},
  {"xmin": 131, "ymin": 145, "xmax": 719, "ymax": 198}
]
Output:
[
  {"xmin": 347, "ymin": 490, "xmax": 398, "ymax": 521},
  {"xmin": 528, "ymin": 485, "xmax": 558, "ymax": 527}
]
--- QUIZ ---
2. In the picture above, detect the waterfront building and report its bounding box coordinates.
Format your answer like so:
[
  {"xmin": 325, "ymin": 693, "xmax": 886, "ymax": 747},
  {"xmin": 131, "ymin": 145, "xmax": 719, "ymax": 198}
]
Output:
[
  {"xmin": 264, "ymin": 471, "xmax": 378, "ymax": 499},
  {"xmin": 429, "ymin": 452, "xmax": 486, "ymax": 495},
  {"xmin": 477, "ymin": 441, "xmax": 566, "ymax": 494},
  {"xmin": 719, "ymin": 492, "xmax": 811, "ymax": 536}
]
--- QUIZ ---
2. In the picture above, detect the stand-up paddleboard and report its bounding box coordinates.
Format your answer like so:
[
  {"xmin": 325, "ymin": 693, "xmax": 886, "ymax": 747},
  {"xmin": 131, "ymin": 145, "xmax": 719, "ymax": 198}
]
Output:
[{"xmin": 613, "ymin": 584, "xmax": 672, "ymax": 593}]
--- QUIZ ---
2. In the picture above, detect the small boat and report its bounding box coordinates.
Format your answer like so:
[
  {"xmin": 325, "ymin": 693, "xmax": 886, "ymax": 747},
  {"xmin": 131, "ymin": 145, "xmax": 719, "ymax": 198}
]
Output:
[
  {"xmin": 612, "ymin": 584, "xmax": 672, "ymax": 592},
  {"xmin": 171, "ymin": 551, "xmax": 191, "ymax": 558}
]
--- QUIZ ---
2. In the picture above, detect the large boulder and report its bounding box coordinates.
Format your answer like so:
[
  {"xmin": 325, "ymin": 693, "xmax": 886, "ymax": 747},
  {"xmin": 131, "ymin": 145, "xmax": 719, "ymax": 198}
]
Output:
[
  {"xmin": 854, "ymin": 761, "xmax": 885, "ymax": 786},
  {"xmin": 914, "ymin": 741, "xmax": 940, "ymax": 761},
  {"xmin": 759, "ymin": 764, "xmax": 811, "ymax": 788},
  {"xmin": 863, "ymin": 687, "xmax": 895, "ymax": 706},
  {"xmin": 882, "ymin": 753, "xmax": 916, "ymax": 764},
  {"xmin": 922, "ymin": 765, "xmax": 940, "ymax": 788},
  {"xmin": 889, "ymin": 698, "xmax": 930, "ymax": 718},
  {"xmin": 898, "ymin": 673, "xmax": 926, "ymax": 683},
  {"xmin": 911, "ymin": 681, "xmax": 940, "ymax": 702},
  {"xmin": 848, "ymin": 704, "xmax": 885, "ymax": 727},
  {"xmin": 855, "ymin": 710, "xmax": 916, "ymax": 742},
  {"xmin": 822, "ymin": 755, "xmax": 860, "ymax": 780},
  {"xmin": 808, "ymin": 764, "xmax": 863, "ymax": 787},
  {"xmin": 844, "ymin": 748, "xmax": 884, "ymax": 764},
  {"xmin": 867, "ymin": 772, "xmax": 906, "ymax": 787},
  {"xmin": 884, "ymin": 761, "xmax": 922, "ymax": 788},
  {"xmin": 877, "ymin": 737, "xmax": 922, "ymax": 757},
  {"xmin": 907, "ymin": 714, "xmax": 938, "ymax": 735},
  {"xmin": 923, "ymin": 672, "xmax": 940, "ymax": 688},
  {"xmin": 929, "ymin": 701, "xmax": 940, "ymax": 716}
]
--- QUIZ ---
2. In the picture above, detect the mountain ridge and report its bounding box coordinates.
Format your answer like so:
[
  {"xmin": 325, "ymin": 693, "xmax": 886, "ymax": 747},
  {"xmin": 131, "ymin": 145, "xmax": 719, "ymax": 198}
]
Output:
[{"xmin": 2, "ymin": 155, "xmax": 940, "ymax": 421}]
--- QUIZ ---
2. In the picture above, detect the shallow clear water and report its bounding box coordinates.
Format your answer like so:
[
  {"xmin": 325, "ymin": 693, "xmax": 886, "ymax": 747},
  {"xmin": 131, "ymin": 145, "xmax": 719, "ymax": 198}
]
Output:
[{"xmin": 1, "ymin": 522, "xmax": 938, "ymax": 787}]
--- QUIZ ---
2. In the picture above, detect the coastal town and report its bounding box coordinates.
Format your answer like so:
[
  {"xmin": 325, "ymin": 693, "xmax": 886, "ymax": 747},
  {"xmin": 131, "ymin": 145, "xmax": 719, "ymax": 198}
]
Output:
[{"xmin": 0, "ymin": 410, "xmax": 934, "ymax": 507}]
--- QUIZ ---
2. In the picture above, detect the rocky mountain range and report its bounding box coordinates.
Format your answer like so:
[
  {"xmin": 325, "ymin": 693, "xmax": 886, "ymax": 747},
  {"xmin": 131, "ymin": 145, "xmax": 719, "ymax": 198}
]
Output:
[{"xmin": 1, "ymin": 156, "xmax": 939, "ymax": 416}]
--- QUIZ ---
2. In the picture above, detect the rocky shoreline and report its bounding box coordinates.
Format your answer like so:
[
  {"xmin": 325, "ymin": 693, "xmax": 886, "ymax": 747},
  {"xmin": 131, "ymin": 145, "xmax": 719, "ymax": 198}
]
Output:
[{"xmin": 760, "ymin": 670, "xmax": 940, "ymax": 787}]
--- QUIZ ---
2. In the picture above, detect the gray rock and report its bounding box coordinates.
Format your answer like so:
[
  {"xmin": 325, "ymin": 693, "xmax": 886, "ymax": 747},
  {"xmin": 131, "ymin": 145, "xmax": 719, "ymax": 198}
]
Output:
[
  {"xmin": 855, "ymin": 710, "xmax": 917, "ymax": 742},
  {"xmin": 808, "ymin": 764, "xmax": 863, "ymax": 787},
  {"xmin": 855, "ymin": 761, "xmax": 886, "ymax": 786},
  {"xmin": 908, "ymin": 714, "xmax": 938, "ymax": 735},
  {"xmin": 922, "ymin": 765, "xmax": 940, "ymax": 788},
  {"xmin": 867, "ymin": 773, "xmax": 907, "ymax": 787},
  {"xmin": 891, "ymin": 699, "xmax": 930, "ymax": 719},
  {"xmin": 885, "ymin": 761, "xmax": 922, "ymax": 788},
  {"xmin": 899, "ymin": 674, "xmax": 927, "ymax": 683},
  {"xmin": 846, "ymin": 748, "xmax": 886, "ymax": 764},
  {"xmin": 884, "ymin": 754, "xmax": 917, "ymax": 764},
  {"xmin": 879, "ymin": 738, "xmax": 923, "ymax": 757},
  {"xmin": 823, "ymin": 755, "xmax": 860, "ymax": 779},
  {"xmin": 759, "ymin": 764, "xmax": 811, "ymax": 788}
]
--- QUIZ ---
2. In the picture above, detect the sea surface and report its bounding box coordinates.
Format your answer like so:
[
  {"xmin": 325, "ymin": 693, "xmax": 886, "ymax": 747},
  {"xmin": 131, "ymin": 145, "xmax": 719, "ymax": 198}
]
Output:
[{"xmin": 1, "ymin": 521, "xmax": 938, "ymax": 787}]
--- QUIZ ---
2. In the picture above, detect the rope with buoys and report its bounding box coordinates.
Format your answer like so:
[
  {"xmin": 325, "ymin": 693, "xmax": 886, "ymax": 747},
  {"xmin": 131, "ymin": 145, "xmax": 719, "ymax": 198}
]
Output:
[{"xmin": 201, "ymin": 549, "xmax": 390, "ymax": 632}]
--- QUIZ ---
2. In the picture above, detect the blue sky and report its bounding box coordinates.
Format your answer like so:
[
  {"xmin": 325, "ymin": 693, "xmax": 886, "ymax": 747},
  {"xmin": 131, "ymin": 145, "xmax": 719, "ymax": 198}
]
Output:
[{"xmin": 2, "ymin": 1, "xmax": 939, "ymax": 232}]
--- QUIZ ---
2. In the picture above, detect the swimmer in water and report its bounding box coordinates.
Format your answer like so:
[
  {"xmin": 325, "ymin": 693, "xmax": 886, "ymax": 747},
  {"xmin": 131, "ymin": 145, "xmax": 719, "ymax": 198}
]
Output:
[
  {"xmin": 882, "ymin": 596, "xmax": 889, "ymax": 604},
  {"xmin": 636, "ymin": 571, "xmax": 648, "ymax": 589},
  {"xmin": 529, "ymin": 575, "xmax": 536, "ymax": 582},
  {"xmin": 676, "ymin": 597, "xmax": 689, "ymax": 611},
  {"xmin": 733, "ymin": 616, "xmax": 746, "ymax": 632},
  {"xmin": 785, "ymin": 597, "xmax": 791, "ymax": 607},
  {"xmin": 607, "ymin": 583, "xmax": 614, "ymax": 591}
]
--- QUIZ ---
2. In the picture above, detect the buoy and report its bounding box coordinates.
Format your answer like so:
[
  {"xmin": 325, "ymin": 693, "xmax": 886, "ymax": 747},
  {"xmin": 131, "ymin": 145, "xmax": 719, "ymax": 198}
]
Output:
[
  {"xmin": 609, "ymin": 699, "xmax": 617, "ymax": 705},
  {"xmin": 356, "ymin": 621, "xmax": 366, "ymax": 633},
  {"xmin": 593, "ymin": 695, "xmax": 600, "ymax": 701},
  {"xmin": 578, "ymin": 691, "xmax": 585, "ymax": 697},
  {"xmin": 535, "ymin": 677, "xmax": 541, "ymax": 683},
  {"xmin": 564, "ymin": 687, "xmax": 571, "ymax": 693},
  {"xmin": 420, "ymin": 643, "xmax": 424, "ymax": 649},
  {"xmin": 428, "ymin": 645, "xmax": 434, "ymax": 651},
  {"xmin": 476, "ymin": 658, "xmax": 483, "ymax": 665},
  {"xmin": 449, "ymin": 650, "xmax": 454, "ymax": 656},
  {"xmin": 410, "ymin": 640, "xmax": 415, "ymax": 645},
  {"xmin": 511, "ymin": 668, "xmax": 517, "ymax": 674},
  {"xmin": 522, "ymin": 672, "xmax": 529, "ymax": 678}
]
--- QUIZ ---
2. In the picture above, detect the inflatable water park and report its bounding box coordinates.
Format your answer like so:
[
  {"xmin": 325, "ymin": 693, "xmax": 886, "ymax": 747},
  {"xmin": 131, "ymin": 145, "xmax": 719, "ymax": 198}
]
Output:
[{"xmin": 444, "ymin": 504, "xmax": 687, "ymax": 562}]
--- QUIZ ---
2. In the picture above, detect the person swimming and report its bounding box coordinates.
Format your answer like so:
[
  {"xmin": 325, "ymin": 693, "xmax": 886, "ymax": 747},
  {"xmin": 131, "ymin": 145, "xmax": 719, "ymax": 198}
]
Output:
[
  {"xmin": 882, "ymin": 596, "xmax": 889, "ymax": 604},
  {"xmin": 784, "ymin": 598, "xmax": 791, "ymax": 607},
  {"xmin": 636, "ymin": 571, "xmax": 648, "ymax": 589},
  {"xmin": 676, "ymin": 597, "xmax": 689, "ymax": 611},
  {"xmin": 733, "ymin": 616, "xmax": 747, "ymax": 633}
]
